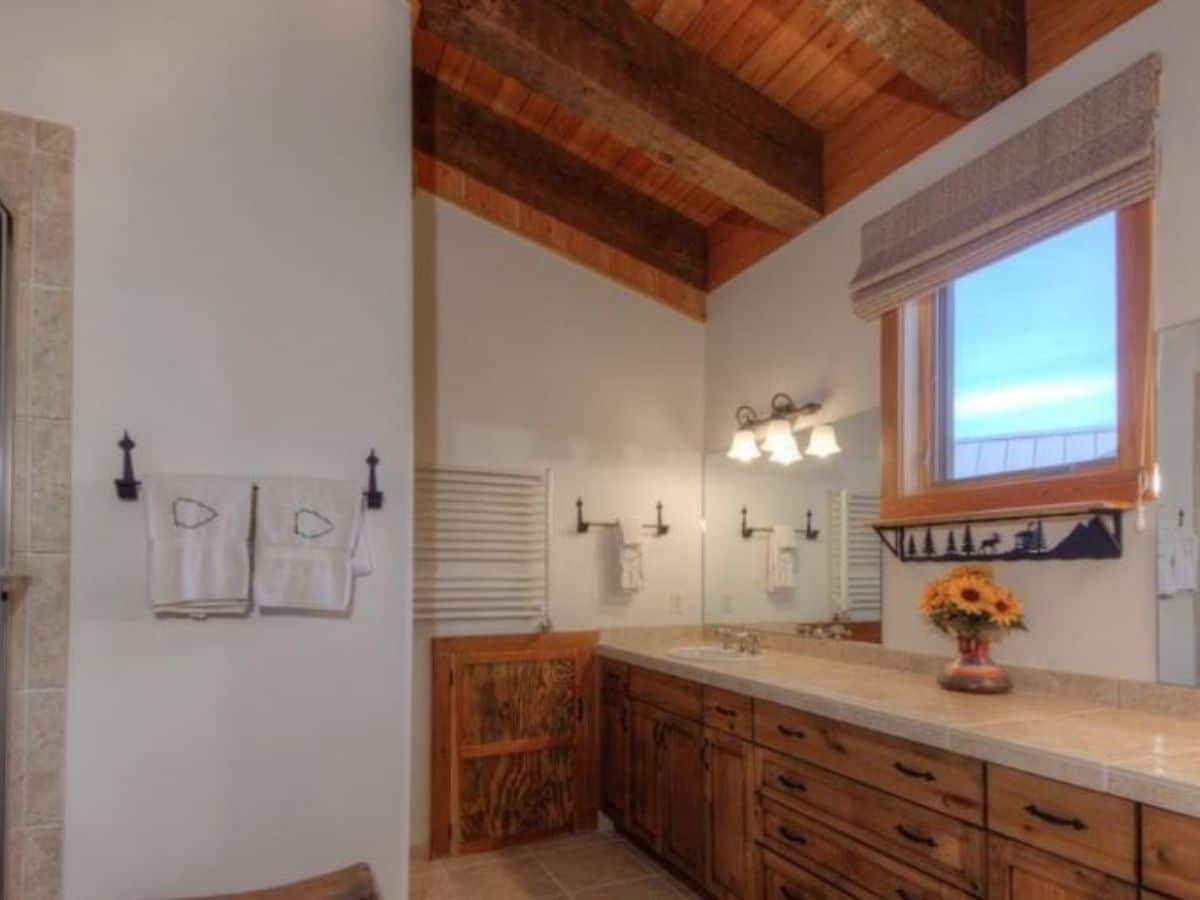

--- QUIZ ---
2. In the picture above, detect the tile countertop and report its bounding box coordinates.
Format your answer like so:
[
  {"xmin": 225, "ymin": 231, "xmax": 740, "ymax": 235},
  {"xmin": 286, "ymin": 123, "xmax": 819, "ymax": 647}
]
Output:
[{"xmin": 597, "ymin": 631, "xmax": 1200, "ymax": 820}]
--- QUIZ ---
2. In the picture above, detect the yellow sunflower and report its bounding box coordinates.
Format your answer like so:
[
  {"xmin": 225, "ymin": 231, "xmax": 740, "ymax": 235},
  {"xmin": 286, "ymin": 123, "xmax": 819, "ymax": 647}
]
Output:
[
  {"xmin": 988, "ymin": 589, "xmax": 1024, "ymax": 628},
  {"xmin": 945, "ymin": 575, "xmax": 996, "ymax": 616},
  {"xmin": 919, "ymin": 580, "xmax": 950, "ymax": 617},
  {"xmin": 945, "ymin": 563, "xmax": 994, "ymax": 582}
]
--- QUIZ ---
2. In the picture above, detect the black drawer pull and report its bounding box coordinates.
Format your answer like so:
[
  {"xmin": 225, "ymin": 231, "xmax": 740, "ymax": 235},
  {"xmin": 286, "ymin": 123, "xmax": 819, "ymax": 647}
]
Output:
[
  {"xmin": 713, "ymin": 704, "xmax": 739, "ymax": 717},
  {"xmin": 777, "ymin": 774, "xmax": 807, "ymax": 793},
  {"xmin": 1024, "ymin": 804, "xmax": 1088, "ymax": 831},
  {"xmin": 778, "ymin": 826, "xmax": 808, "ymax": 846},
  {"xmin": 896, "ymin": 890, "xmax": 915, "ymax": 900},
  {"xmin": 893, "ymin": 761, "xmax": 936, "ymax": 782},
  {"xmin": 777, "ymin": 724, "xmax": 806, "ymax": 739},
  {"xmin": 894, "ymin": 824, "xmax": 937, "ymax": 848},
  {"xmin": 780, "ymin": 888, "xmax": 803, "ymax": 900}
]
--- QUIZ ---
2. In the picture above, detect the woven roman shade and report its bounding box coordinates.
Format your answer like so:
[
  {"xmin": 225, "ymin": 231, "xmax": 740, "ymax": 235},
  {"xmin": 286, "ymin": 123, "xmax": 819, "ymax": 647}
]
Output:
[{"xmin": 851, "ymin": 55, "xmax": 1160, "ymax": 321}]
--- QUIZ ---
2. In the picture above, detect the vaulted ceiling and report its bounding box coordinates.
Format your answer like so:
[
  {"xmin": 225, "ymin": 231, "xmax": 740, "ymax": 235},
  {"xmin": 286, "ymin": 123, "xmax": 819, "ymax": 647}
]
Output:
[{"xmin": 413, "ymin": 0, "xmax": 1155, "ymax": 321}]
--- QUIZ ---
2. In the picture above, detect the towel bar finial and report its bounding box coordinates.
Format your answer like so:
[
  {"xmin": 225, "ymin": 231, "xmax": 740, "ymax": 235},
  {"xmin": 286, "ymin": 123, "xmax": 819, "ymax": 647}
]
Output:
[
  {"xmin": 115, "ymin": 431, "xmax": 141, "ymax": 501},
  {"xmin": 364, "ymin": 449, "xmax": 384, "ymax": 510}
]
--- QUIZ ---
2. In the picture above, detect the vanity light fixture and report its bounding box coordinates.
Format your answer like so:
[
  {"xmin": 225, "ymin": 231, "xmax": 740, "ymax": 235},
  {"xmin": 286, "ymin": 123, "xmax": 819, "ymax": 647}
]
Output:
[
  {"xmin": 726, "ymin": 394, "xmax": 823, "ymax": 465},
  {"xmin": 805, "ymin": 424, "xmax": 842, "ymax": 459}
]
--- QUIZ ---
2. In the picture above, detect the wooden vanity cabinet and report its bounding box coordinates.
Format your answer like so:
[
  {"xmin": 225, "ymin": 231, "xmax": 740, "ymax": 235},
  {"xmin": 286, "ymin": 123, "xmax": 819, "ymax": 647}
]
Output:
[
  {"xmin": 705, "ymin": 728, "xmax": 751, "ymax": 900},
  {"xmin": 625, "ymin": 698, "xmax": 707, "ymax": 884},
  {"xmin": 988, "ymin": 834, "xmax": 1136, "ymax": 899},
  {"xmin": 598, "ymin": 692, "xmax": 629, "ymax": 827}
]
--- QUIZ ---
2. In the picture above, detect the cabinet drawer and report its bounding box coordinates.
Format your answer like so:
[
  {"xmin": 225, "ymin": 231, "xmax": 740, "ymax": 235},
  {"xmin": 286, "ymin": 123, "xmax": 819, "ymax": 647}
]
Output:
[
  {"xmin": 759, "ymin": 847, "xmax": 856, "ymax": 900},
  {"xmin": 760, "ymin": 798, "xmax": 973, "ymax": 900},
  {"xmin": 629, "ymin": 666, "xmax": 702, "ymax": 720},
  {"xmin": 600, "ymin": 659, "xmax": 629, "ymax": 703},
  {"xmin": 757, "ymin": 748, "xmax": 986, "ymax": 895},
  {"xmin": 753, "ymin": 700, "xmax": 984, "ymax": 824},
  {"xmin": 705, "ymin": 686, "xmax": 753, "ymax": 740},
  {"xmin": 987, "ymin": 765, "xmax": 1136, "ymax": 882},
  {"xmin": 987, "ymin": 834, "xmax": 1136, "ymax": 899},
  {"xmin": 1143, "ymin": 805, "xmax": 1200, "ymax": 899}
]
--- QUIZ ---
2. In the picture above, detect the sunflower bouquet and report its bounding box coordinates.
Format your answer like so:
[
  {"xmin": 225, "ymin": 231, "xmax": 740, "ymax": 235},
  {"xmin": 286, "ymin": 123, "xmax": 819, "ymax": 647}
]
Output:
[{"xmin": 919, "ymin": 564, "xmax": 1026, "ymax": 638}]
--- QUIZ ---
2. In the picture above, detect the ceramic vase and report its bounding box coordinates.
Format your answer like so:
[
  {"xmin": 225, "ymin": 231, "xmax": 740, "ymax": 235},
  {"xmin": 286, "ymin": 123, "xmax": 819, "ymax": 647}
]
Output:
[{"xmin": 937, "ymin": 633, "xmax": 1011, "ymax": 694}]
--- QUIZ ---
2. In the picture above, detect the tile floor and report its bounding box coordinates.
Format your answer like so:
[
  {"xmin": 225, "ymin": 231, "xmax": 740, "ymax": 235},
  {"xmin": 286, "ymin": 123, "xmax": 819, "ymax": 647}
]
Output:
[{"xmin": 410, "ymin": 829, "xmax": 702, "ymax": 900}]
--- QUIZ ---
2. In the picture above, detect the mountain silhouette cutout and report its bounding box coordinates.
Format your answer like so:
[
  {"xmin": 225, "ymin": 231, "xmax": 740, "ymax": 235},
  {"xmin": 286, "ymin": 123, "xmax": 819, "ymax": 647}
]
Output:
[{"xmin": 1052, "ymin": 516, "xmax": 1120, "ymax": 559}]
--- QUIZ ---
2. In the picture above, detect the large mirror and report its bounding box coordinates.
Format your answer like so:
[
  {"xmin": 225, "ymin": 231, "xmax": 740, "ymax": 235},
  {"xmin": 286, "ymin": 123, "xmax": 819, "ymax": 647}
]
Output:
[
  {"xmin": 0, "ymin": 199, "xmax": 10, "ymax": 573},
  {"xmin": 1158, "ymin": 319, "xmax": 1200, "ymax": 685},
  {"xmin": 703, "ymin": 408, "xmax": 883, "ymax": 642}
]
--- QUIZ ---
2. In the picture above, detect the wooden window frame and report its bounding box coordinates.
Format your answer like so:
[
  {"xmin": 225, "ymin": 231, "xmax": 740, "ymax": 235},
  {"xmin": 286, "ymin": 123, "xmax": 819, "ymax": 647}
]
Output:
[{"xmin": 879, "ymin": 200, "xmax": 1155, "ymax": 524}]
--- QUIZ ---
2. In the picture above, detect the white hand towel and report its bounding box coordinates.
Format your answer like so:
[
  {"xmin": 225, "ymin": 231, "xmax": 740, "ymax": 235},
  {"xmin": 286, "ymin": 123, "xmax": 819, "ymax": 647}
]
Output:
[
  {"xmin": 1179, "ymin": 531, "xmax": 1199, "ymax": 592},
  {"xmin": 618, "ymin": 514, "xmax": 643, "ymax": 548},
  {"xmin": 766, "ymin": 524, "xmax": 797, "ymax": 594},
  {"xmin": 254, "ymin": 478, "xmax": 366, "ymax": 612},
  {"xmin": 145, "ymin": 475, "xmax": 253, "ymax": 618}
]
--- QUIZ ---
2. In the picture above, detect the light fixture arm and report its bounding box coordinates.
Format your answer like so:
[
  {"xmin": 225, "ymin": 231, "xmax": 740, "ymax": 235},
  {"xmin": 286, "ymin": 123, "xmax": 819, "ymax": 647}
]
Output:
[{"xmin": 733, "ymin": 394, "xmax": 823, "ymax": 431}]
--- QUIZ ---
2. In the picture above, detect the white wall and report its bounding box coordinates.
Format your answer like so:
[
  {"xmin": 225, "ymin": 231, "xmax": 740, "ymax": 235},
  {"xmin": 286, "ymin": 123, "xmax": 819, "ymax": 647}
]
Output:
[
  {"xmin": 410, "ymin": 194, "xmax": 705, "ymax": 846},
  {"xmin": 0, "ymin": 2, "xmax": 414, "ymax": 897},
  {"xmin": 706, "ymin": 1, "xmax": 1198, "ymax": 681}
]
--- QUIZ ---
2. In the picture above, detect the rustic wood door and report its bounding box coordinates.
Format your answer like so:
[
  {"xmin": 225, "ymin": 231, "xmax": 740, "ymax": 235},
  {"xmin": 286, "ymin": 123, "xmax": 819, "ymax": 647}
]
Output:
[
  {"xmin": 988, "ymin": 835, "xmax": 1136, "ymax": 900},
  {"xmin": 705, "ymin": 728, "xmax": 749, "ymax": 900},
  {"xmin": 626, "ymin": 700, "xmax": 663, "ymax": 848},
  {"xmin": 659, "ymin": 709, "xmax": 706, "ymax": 883},
  {"xmin": 599, "ymin": 695, "xmax": 629, "ymax": 827},
  {"xmin": 431, "ymin": 632, "xmax": 598, "ymax": 856}
]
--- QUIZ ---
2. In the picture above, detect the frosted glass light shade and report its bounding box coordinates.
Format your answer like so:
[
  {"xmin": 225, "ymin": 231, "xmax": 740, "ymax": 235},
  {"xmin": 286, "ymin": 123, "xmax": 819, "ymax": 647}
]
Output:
[
  {"xmin": 763, "ymin": 418, "xmax": 795, "ymax": 455},
  {"xmin": 805, "ymin": 425, "xmax": 842, "ymax": 458},
  {"xmin": 727, "ymin": 428, "xmax": 761, "ymax": 462},
  {"xmin": 768, "ymin": 434, "xmax": 802, "ymax": 465}
]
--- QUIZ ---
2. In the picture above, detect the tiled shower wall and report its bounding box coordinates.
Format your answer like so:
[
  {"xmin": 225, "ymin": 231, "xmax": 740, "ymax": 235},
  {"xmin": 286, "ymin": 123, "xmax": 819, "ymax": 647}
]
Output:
[{"xmin": 0, "ymin": 109, "xmax": 73, "ymax": 899}]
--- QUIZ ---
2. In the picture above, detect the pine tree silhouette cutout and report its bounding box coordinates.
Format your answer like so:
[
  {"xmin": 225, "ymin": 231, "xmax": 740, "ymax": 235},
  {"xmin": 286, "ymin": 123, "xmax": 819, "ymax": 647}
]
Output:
[
  {"xmin": 946, "ymin": 531, "xmax": 958, "ymax": 555},
  {"xmin": 962, "ymin": 524, "xmax": 975, "ymax": 555},
  {"xmin": 923, "ymin": 528, "xmax": 935, "ymax": 556},
  {"xmin": 906, "ymin": 535, "xmax": 918, "ymax": 557}
]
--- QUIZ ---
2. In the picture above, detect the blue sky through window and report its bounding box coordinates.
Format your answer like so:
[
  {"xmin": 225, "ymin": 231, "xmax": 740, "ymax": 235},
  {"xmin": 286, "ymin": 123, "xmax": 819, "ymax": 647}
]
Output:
[{"xmin": 950, "ymin": 212, "xmax": 1118, "ymax": 444}]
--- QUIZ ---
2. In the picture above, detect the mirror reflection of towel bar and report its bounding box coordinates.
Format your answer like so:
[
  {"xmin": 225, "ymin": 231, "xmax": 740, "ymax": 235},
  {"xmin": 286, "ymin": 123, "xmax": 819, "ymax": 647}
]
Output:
[{"xmin": 113, "ymin": 430, "xmax": 384, "ymax": 509}]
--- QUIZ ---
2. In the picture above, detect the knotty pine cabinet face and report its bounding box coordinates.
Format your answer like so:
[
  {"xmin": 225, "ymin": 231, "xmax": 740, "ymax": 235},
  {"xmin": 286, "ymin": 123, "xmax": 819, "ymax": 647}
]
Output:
[
  {"xmin": 627, "ymin": 700, "xmax": 663, "ymax": 848},
  {"xmin": 599, "ymin": 697, "xmax": 629, "ymax": 826},
  {"xmin": 705, "ymin": 729, "xmax": 750, "ymax": 900},
  {"xmin": 988, "ymin": 835, "xmax": 1136, "ymax": 900}
]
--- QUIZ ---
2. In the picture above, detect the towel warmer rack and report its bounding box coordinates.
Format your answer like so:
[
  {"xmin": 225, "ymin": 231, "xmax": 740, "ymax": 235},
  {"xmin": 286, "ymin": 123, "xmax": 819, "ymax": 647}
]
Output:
[{"xmin": 414, "ymin": 465, "xmax": 551, "ymax": 624}]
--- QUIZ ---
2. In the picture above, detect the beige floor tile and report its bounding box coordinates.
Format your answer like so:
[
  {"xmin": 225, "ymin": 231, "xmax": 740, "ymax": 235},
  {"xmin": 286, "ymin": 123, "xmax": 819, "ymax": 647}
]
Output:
[
  {"xmin": 571, "ymin": 875, "xmax": 681, "ymax": 899},
  {"xmin": 435, "ymin": 844, "xmax": 532, "ymax": 872},
  {"xmin": 444, "ymin": 856, "xmax": 564, "ymax": 900},
  {"xmin": 535, "ymin": 838, "xmax": 655, "ymax": 893}
]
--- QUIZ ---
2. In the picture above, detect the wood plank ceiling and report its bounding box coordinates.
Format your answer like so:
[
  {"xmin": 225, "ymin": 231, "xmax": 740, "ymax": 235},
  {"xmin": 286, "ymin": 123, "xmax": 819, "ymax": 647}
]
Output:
[{"xmin": 413, "ymin": 0, "xmax": 1157, "ymax": 322}]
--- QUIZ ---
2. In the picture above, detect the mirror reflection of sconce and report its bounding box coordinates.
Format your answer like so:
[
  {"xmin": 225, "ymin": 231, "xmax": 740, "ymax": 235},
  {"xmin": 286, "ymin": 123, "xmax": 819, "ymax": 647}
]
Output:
[{"xmin": 726, "ymin": 393, "xmax": 841, "ymax": 465}]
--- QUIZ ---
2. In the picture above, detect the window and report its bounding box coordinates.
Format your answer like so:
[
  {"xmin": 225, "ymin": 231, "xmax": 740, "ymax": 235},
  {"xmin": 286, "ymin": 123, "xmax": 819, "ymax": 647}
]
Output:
[
  {"xmin": 935, "ymin": 212, "xmax": 1119, "ymax": 483},
  {"xmin": 881, "ymin": 202, "xmax": 1154, "ymax": 522}
]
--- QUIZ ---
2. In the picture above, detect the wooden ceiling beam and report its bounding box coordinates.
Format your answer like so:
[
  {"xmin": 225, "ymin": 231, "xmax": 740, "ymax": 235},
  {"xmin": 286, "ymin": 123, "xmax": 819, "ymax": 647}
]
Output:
[
  {"xmin": 807, "ymin": 0, "xmax": 1025, "ymax": 118},
  {"xmin": 418, "ymin": 0, "xmax": 824, "ymax": 234},
  {"xmin": 413, "ymin": 69, "xmax": 708, "ymax": 289}
]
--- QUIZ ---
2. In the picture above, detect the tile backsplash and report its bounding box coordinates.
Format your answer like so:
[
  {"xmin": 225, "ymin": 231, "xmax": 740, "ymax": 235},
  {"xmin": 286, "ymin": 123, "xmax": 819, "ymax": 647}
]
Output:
[{"xmin": 1, "ymin": 108, "xmax": 73, "ymax": 900}]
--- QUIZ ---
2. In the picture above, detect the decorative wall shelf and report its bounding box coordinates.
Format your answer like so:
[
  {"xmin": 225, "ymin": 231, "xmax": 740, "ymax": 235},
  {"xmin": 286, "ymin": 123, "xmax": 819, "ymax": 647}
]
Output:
[{"xmin": 873, "ymin": 506, "xmax": 1124, "ymax": 563}]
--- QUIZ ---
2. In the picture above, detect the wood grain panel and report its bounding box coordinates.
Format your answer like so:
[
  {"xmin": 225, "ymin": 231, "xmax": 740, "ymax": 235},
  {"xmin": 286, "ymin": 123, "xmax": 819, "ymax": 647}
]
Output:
[
  {"xmin": 414, "ymin": 153, "xmax": 707, "ymax": 321},
  {"xmin": 759, "ymin": 846, "xmax": 858, "ymax": 900},
  {"xmin": 705, "ymin": 729, "xmax": 751, "ymax": 900},
  {"xmin": 806, "ymin": 0, "xmax": 1025, "ymax": 118},
  {"xmin": 703, "ymin": 686, "xmax": 753, "ymax": 740},
  {"xmin": 987, "ymin": 834, "xmax": 1136, "ymax": 900},
  {"xmin": 758, "ymin": 798, "xmax": 973, "ymax": 900},
  {"xmin": 431, "ymin": 631, "xmax": 598, "ymax": 857},
  {"xmin": 752, "ymin": 700, "xmax": 984, "ymax": 824},
  {"xmin": 420, "ymin": 0, "xmax": 824, "ymax": 232},
  {"xmin": 1027, "ymin": 0, "xmax": 1157, "ymax": 80},
  {"xmin": 1142, "ymin": 805, "xmax": 1200, "ymax": 899},
  {"xmin": 459, "ymin": 747, "xmax": 576, "ymax": 848},
  {"xmin": 628, "ymin": 665, "xmax": 704, "ymax": 720},
  {"xmin": 987, "ymin": 765, "xmax": 1137, "ymax": 882},
  {"xmin": 414, "ymin": 70, "xmax": 708, "ymax": 288},
  {"xmin": 756, "ymin": 748, "xmax": 987, "ymax": 894}
]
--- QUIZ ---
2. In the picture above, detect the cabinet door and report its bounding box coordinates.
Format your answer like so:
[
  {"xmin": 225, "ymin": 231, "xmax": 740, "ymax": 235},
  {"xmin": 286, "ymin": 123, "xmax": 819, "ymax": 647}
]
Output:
[
  {"xmin": 660, "ymin": 710, "xmax": 706, "ymax": 883},
  {"xmin": 706, "ymin": 728, "xmax": 749, "ymax": 900},
  {"xmin": 599, "ymin": 698, "xmax": 629, "ymax": 826},
  {"xmin": 627, "ymin": 701, "xmax": 662, "ymax": 848},
  {"xmin": 988, "ymin": 835, "xmax": 1136, "ymax": 900}
]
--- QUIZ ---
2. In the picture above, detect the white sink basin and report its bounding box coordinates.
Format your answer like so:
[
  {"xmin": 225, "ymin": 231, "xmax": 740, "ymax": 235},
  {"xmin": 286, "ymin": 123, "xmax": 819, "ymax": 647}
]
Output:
[{"xmin": 666, "ymin": 645, "xmax": 761, "ymax": 663}]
